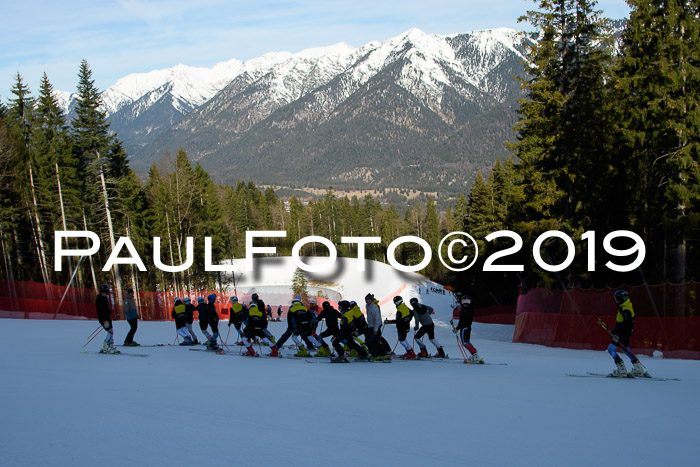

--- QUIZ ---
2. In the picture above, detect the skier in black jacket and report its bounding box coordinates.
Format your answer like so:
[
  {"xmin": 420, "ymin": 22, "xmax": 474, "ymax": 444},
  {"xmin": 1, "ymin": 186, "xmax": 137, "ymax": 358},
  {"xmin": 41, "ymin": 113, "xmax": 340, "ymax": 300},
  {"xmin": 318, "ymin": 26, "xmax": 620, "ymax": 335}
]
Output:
[
  {"xmin": 196, "ymin": 297, "xmax": 212, "ymax": 344},
  {"xmin": 251, "ymin": 293, "xmax": 276, "ymax": 344},
  {"xmin": 308, "ymin": 301, "xmax": 339, "ymax": 357},
  {"xmin": 453, "ymin": 295, "xmax": 482, "ymax": 363},
  {"xmin": 204, "ymin": 294, "xmax": 221, "ymax": 350},
  {"xmin": 96, "ymin": 284, "xmax": 116, "ymax": 353}
]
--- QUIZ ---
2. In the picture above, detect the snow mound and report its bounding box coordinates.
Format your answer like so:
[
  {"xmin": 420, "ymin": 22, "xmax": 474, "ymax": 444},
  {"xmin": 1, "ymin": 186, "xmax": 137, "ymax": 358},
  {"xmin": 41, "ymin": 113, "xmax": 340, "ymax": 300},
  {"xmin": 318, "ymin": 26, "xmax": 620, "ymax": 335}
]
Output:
[{"xmin": 221, "ymin": 256, "xmax": 456, "ymax": 319}]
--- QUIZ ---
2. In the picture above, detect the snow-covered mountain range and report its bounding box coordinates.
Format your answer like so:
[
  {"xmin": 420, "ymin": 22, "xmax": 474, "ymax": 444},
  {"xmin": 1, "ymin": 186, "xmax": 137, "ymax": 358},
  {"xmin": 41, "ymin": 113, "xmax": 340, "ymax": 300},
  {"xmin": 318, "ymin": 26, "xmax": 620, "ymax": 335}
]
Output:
[{"xmin": 57, "ymin": 28, "xmax": 532, "ymax": 193}]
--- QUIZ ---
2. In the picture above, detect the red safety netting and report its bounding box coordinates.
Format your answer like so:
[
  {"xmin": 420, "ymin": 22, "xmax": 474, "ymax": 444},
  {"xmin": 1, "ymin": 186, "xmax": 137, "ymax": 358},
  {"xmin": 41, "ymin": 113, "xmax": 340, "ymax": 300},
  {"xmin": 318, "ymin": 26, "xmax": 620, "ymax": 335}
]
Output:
[
  {"xmin": 0, "ymin": 280, "xmax": 336, "ymax": 322},
  {"xmin": 513, "ymin": 283, "xmax": 700, "ymax": 359}
]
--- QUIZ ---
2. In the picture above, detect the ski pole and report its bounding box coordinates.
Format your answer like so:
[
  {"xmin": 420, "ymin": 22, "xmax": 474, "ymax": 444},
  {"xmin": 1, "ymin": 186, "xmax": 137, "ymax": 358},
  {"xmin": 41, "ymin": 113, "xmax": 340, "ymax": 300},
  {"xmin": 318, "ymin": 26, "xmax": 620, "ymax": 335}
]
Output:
[
  {"xmin": 597, "ymin": 318, "xmax": 644, "ymax": 368},
  {"xmin": 82, "ymin": 326, "xmax": 103, "ymax": 349},
  {"xmin": 85, "ymin": 325, "xmax": 102, "ymax": 341},
  {"xmin": 449, "ymin": 319, "xmax": 469, "ymax": 363},
  {"xmin": 224, "ymin": 325, "xmax": 231, "ymax": 345}
]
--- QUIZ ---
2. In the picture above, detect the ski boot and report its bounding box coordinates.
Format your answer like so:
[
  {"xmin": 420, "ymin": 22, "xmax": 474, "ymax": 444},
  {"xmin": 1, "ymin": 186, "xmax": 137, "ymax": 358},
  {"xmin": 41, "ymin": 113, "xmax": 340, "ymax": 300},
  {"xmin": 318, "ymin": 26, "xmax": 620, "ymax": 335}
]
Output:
[
  {"xmin": 315, "ymin": 346, "xmax": 329, "ymax": 358},
  {"xmin": 401, "ymin": 349, "xmax": 416, "ymax": 360},
  {"xmin": 269, "ymin": 346, "xmax": 279, "ymax": 357},
  {"xmin": 417, "ymin": 347, "xmax": 429, "ymax": 358},
  {"xmin": 245, "ymin": 346, "xmax": 256, "ymax": 357},
  {"xmin": 101, "ymin": 342, "xmax": 118, "ymax": 354},
  {"xmin": 295, "ymin": 346, "xmax": 308, "ymax": 357},
  {"xmin": 332, "ymin": 354, "xmax": 350, "ymax": 363},
  {"xmin": 630, "ymin": 361, "xmax": 648, "ymax": 377},
  {"xmin": 191, "ymin": 338, "xmax": 199, "ymax": 345},
  {"xmin": 469, "ymin": 351, "xmax": 483, "ymax": 364},
  {"xmin": 433, "ymin": 347, "xmax": 446, "ymax": 358},
  {"xmin": 206, "ymin": 339, "xmax": 219, "ymax": 351},
  {"xmin": 610, "ymin": 358, "xmax": 627, "ymax": 377},
  {"xmin": 180, "ymin": 336, "xmax": 193, "ymax": 346}
]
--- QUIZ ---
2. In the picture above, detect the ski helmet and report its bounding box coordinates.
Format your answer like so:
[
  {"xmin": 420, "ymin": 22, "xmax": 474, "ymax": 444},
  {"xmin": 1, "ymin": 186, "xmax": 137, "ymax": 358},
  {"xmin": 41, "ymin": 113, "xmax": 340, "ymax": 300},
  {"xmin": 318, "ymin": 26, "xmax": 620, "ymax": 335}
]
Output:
[
  {"xmin": 309, "ymin": 298, "xmax": 316, "ymax": 305},
  {"xmin": 349, "ymin": 301, "xmax": 357, "ymax": 308},
  {"xmin": 174, "ymin": 297, "xmax": 182, "ymax": 304},
  {"xmin": 183, "ymin": 297, "xmax": 191, "ymax": 305},
  {"xmin": 322, "ymin": 301, "xmax": 330, "ymax": 309},
  {"xmin": 614, "ymin": 290, "xmax": 629, "ymax": 304},
  {"xmin": 197, "ymin": 297, "xmax": 205, "ymax": 304},
  {"xmin": 230, "ymin": 296, "xmax": 238, "ymax": 303},
  {"xmin": 100, "ymin": 284, "xmax": 110, "ymax": 293},
  {"xmin": 338, "ymin": 300, "xmax": 351, "ymax": 311},
  {"xmin": 252, "ymin": 293, "xmax": 259, "ymax": 301},
  {"xmin": 409, "ymin": 297, "xmax": 419, "ymax": 306},
  {"xmin": 207, "ymin": 294, "xmax": 216, "ymax": 303},
  {"xmin": 393, "ymin": 296, "xmax": 403, "ymax": 306},
  {"xmin": 460, "ymin": 295, "xmax": 471, "ymax": 306}
]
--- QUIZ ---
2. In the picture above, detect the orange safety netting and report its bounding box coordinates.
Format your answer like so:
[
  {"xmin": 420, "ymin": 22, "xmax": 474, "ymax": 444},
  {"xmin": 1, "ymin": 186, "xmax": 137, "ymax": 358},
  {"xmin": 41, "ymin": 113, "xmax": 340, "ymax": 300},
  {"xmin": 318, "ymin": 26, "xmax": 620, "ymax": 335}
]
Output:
[
  {"xmin": 0, "ymin": 280, "xmax": 336, "ymax": 322},
  {"xmin": 513, "ymin": 283, "xmax": 700, "ymax": 359}
]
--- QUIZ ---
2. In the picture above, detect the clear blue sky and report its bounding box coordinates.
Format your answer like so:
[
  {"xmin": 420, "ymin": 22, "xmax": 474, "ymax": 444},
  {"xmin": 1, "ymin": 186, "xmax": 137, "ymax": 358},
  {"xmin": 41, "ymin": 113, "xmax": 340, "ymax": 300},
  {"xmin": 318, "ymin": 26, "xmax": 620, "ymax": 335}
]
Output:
[{"xmin": 1, "ymin": 0, "xmax": 631, "ymax": 97}]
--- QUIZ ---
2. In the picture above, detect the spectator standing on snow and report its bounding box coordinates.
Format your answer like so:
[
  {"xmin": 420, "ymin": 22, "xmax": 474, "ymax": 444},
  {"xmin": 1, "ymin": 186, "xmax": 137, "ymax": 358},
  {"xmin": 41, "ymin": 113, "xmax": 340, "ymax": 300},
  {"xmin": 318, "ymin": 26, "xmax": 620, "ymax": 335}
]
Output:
[{"xmin": 123, "ymin": 288, "xmax": 139, "ymax": 346}]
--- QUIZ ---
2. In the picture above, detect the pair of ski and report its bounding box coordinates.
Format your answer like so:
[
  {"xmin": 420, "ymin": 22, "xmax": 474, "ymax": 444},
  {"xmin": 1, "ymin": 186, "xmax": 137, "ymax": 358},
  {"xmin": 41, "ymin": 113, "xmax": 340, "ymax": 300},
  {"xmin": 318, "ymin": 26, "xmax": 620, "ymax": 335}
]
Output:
[
  {"xmin": 81, "ymin": 350, "xmax": 150, "ymax": 358},
  {"xmin": 567, "ymin": 372, "xmax": 680, "ymax": 382}
]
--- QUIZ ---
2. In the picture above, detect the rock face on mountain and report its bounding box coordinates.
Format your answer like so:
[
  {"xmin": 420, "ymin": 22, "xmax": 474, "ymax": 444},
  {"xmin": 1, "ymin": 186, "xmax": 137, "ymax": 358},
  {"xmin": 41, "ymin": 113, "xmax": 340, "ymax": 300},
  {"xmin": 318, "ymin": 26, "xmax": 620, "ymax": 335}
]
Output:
[{"xmin": 59, "ymin": 28, "xmax": 533, "ymax": 194}]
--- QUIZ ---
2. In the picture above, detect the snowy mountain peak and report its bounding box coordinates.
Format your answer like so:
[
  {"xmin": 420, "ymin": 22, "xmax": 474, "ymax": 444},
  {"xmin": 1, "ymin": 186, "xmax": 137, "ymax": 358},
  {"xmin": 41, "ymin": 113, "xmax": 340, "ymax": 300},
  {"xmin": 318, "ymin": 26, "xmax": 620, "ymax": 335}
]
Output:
[{"xmin": 57, "ymin": 26, "xmax": 528, "ymax": 118}]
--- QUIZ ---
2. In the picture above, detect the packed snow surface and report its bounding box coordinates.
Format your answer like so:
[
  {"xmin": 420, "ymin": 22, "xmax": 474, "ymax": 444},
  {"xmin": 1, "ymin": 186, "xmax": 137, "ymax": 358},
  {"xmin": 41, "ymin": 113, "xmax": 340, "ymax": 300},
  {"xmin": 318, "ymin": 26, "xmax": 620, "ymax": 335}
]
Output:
[{"xmin": 1, "ymin": 318, "xmax": 698, "ymax": 466}]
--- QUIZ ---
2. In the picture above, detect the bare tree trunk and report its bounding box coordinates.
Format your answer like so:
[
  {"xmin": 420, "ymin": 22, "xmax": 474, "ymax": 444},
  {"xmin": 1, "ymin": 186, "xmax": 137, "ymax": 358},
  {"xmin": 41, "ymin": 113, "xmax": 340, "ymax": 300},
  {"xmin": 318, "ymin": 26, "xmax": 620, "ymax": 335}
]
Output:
[
  {"xmin": 0, "ymin": 224, "xmax": 19, "ymax": 311},
  {"xmin": 96, "ymin": 151, "xmax": 122, "ymax": 305},
  {"xmin": 13, "ymin": 230, "xmax": 24, "ymax": 281},
  {"xmin": 125, "ymin": 219, "xmax": 142, "ymax": 312},
  {"xmin": 27, "ymin": 160, "xmax": 50, "ymax": 288},
  {"xmin": 165, "ymin": 211, "xmax": 178, "ymax": 292},
  {"xmin": 83, "ymin": 210, "xmax": 98, "ymax": 290},
  {"xmin": 55, "ymin": 163, "xmax": 76, "ymax": 305}
]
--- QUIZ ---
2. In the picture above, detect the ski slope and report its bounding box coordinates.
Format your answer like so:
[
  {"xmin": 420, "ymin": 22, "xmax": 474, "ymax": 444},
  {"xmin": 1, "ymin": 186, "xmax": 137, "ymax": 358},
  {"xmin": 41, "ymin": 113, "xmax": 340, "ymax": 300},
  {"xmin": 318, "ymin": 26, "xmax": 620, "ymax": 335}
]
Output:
[{"xmin": 1, "ymin": 318, "xmax": 698, "ymax": 467}]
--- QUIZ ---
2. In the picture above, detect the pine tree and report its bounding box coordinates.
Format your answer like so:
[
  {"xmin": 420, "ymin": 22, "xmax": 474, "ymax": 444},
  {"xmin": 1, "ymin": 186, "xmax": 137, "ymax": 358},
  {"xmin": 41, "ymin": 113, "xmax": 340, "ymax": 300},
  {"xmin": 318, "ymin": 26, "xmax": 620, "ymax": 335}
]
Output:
[
  {"xmin": 513, "ymin": 0, "xmax": 614, "ymax": 233},
  {"xmin": 34, "ymin": 73, "xmax": 79, "ymax": 283},
  {"xmin": 6, "ymin": 74, "xmax": 53, "ymax": 284},
  {"xmin": 613, "ymin": 0, "xmax": 700, "ymax": 282},
  {"xmin": 71, "ymin": 60, "xmax": 127, "ymax": 294},
  {"xmin": 291, "ymin": 267, "xmax": 308, "ymax": 297}
]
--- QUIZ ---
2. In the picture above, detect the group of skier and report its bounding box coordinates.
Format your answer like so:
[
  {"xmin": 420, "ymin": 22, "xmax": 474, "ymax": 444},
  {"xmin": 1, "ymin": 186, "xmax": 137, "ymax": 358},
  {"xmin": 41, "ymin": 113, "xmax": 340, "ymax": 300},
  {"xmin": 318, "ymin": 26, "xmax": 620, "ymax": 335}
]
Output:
[
  {"xmin": 94, "ymin": 284, "xmax": 643, "ymax": 376},
  {"xmin": 95, "ymin": 285, "xmax": 483, "ymax": 364}
]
